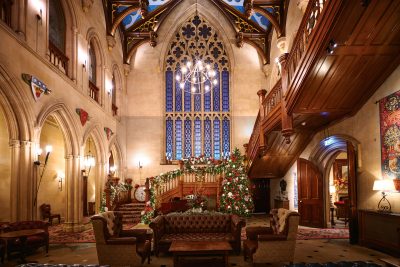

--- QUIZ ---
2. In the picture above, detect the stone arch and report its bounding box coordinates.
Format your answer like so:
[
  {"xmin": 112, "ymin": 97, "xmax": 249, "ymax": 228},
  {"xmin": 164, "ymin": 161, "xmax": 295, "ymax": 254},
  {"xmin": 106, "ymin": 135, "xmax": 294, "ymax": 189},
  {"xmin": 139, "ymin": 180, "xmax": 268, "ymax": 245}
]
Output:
[
  {"xmin": 111, "ymin": 63, "xmax": 123, "ymax": 111},
  {"xmin": 86, "ymin": 28, "xmax": 106, "ymax": 104},
  {"xmin": 0, "ymin": 64, "xmax": 34, "ymax": 141},
  {"xmin": 36, "ymin": 101, "xmax": 80, "ymax": 156}
]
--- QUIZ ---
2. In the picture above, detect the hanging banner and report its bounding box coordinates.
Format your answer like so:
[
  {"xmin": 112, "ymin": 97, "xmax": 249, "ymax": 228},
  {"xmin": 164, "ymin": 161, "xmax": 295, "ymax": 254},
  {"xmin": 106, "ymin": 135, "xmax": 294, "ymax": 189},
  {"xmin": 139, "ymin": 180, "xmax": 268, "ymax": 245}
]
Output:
[
  {"xmin": 76, "ymin": 108, "xmax": 90, "ymax": 126},
  {"xmin": 379, "ymin": 90, "xmax": 400, "ymax": 179},
  {"xmin": 22, "ymin": 73, "xmax": 51, "ymax": 101}
]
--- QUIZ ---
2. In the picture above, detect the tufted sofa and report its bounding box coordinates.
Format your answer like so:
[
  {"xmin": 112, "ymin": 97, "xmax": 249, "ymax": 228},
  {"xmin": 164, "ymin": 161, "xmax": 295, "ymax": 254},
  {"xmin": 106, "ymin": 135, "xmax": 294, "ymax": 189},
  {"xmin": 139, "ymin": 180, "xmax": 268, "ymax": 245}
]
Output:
[
  {"xmin": 91, "ymin": 211, "xmax": 151, "ymax": 267},
  {"xmin": 149, "ymin": 213, "xmax": 245, "ymax": 255},
  {"xmin": 2, "ymin": 221, "xmax": 49, "ymax": 258}
]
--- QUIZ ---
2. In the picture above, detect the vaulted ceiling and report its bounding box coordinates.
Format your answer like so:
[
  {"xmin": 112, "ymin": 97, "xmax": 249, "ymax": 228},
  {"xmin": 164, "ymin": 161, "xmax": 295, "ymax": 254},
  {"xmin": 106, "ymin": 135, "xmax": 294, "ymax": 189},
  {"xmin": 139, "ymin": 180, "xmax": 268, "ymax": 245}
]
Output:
[{"xmin": 102, "ymin": 0, "xmax": 288, "ymax": 64}]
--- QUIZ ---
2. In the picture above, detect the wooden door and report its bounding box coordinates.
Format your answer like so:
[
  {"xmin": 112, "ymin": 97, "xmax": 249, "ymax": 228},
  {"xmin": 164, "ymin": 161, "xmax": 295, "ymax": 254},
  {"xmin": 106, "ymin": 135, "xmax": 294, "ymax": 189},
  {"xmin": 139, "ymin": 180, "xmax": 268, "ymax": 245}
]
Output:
[
  {"xmin": 250, "ymin": 179, "xmax": 270, "ymax": 213},
  {"xmin": 297, "ymin": 158, "xmax": 324, "ymax": 228},
  {"xmin": 347, "ymin": 142, "xmax": 358, "ymax": 244}
]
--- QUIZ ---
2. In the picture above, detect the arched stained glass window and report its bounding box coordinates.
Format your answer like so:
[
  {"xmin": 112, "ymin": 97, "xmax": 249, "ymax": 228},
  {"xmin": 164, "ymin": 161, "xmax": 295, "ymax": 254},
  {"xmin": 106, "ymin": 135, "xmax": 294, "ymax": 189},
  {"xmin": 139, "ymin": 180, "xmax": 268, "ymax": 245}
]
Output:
[
  {"xmin": 165, "ymin": 14, "xmax": 230, "ymax": 160},
  {"xmin": 89, "ymin": 43, "xmax": 96, "ymax": 84}
]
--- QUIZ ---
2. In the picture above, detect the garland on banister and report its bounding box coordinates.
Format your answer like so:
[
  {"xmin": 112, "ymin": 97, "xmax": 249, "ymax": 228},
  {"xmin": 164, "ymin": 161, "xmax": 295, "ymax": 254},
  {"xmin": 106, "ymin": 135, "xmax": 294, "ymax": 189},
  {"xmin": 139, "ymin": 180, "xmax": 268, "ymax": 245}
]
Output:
[{"xmin": 140, "ymin": 148, "xmax": 254, "ymax": 224}]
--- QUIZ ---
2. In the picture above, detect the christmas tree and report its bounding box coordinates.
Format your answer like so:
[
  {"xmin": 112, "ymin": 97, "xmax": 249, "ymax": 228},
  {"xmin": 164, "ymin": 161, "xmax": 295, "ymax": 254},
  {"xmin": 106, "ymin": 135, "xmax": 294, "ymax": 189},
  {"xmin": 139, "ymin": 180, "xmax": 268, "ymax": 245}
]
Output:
[{"xmin": 219, "ymin": 148, "xmax": 254, "ymax": 216}]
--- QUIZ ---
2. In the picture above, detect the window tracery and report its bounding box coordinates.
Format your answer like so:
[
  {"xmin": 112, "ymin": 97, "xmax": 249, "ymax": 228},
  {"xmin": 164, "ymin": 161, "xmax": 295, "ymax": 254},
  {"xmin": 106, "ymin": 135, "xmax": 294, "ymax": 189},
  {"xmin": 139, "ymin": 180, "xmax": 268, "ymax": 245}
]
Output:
[{"xmin": 165, "ymin": 15, "xmax": 230, "ymax": 160}]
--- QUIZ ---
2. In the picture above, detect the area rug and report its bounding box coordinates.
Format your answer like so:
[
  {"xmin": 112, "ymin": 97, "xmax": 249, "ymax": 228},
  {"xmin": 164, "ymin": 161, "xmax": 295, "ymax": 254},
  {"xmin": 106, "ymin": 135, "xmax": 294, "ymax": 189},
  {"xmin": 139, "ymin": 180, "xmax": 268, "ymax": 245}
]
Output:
[
  {"xmin": 49, "ymin": 224, "xmax": 349, "ymax": 244},
  {"xmin": 48, "ymin": 223, "xmax": 136, "ymax": 244},
  {"xmin": 240, "ymin": 227, "xmax": 349, "ymax": 241}
]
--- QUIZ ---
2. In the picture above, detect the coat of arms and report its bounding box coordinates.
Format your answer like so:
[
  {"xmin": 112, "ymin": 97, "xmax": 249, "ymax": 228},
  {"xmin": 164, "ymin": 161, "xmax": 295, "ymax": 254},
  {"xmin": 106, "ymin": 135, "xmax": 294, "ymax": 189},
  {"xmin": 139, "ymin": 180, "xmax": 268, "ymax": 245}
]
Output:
[{"xmin": 22, "ymin": 73, "xmax": 51, "ymax": 101}]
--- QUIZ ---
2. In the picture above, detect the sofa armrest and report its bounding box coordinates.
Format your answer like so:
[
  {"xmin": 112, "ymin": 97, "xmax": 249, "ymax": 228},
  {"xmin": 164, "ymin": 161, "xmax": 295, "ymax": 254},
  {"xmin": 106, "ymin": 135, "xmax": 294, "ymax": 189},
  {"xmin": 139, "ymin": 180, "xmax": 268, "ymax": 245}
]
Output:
[
  {"xmin": 120, "ymin": 229, "xmax": 148, "ymax": 243},
  {"xmin": 258, "ymin": 234, "xmax": 287, "ymax": 241},
  {"xmin": 107, "ymin": 237, "xmax": 137, "ymax": 245},
  {"xmin": 231, "ymin": 215, "xmax": 246, "ymax": 238},
  {"xmin": 149, "ymin": 216, "xmax": 164, "ymax": 243}
]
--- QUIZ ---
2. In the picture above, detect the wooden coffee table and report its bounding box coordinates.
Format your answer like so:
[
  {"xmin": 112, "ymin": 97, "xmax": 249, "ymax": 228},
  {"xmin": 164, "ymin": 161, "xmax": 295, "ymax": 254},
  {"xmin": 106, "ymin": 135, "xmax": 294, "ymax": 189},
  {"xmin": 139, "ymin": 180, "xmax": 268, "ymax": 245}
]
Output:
[{"xmin": 169, "ymin": 241, "xmax": 232, "ymax": 267}]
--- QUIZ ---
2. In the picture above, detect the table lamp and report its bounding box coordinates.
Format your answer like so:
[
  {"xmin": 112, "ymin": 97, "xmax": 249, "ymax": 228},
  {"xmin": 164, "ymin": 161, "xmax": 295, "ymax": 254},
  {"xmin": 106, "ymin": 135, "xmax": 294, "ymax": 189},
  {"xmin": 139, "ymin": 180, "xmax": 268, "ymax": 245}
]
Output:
[{"xmin": 373, "ymin": 179, "xmax": 395, "ymax": 212}]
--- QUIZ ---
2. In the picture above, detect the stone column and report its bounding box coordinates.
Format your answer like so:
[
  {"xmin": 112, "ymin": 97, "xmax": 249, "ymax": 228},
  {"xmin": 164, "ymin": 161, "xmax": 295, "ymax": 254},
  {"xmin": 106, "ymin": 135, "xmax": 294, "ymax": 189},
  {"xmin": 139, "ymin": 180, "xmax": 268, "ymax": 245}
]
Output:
[
  {"xmin": 19, "ymin": 141, "xmax": 34, "ymax": 221},
  {"xmin": 9, "ymin": 139, "xmax": 20, "ymax": 222}
]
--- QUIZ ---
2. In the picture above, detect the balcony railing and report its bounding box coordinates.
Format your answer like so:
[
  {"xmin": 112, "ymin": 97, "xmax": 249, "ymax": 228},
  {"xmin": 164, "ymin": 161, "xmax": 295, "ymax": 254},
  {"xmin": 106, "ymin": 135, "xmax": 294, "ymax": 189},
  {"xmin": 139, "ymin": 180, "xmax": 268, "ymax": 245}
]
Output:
[
  {"xmin": 262, "ymin": 79, "xmax": 282, "ymax": 116},
  {"xmin": 48, "ymin": 41, "xmax": 69, "ymax": 75},
  {"xmin": 286, "ymin": 0, "xmax": 326, "ymax": 89},
  {"xmin": 89, "ymin": 81, "xmax": 99, "ymax": 103},
  {"xmin": 112, "ymin": 104, "xmax": 118, "ymax": 116}
]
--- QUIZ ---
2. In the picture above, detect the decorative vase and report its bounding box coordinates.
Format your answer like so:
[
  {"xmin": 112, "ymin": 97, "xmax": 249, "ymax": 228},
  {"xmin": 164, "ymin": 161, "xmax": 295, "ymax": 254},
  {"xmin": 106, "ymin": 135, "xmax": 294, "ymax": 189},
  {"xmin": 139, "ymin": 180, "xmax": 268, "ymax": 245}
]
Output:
[{"xmin": 394, "ymin": 179, "xmax": 400, "ymax": 191}]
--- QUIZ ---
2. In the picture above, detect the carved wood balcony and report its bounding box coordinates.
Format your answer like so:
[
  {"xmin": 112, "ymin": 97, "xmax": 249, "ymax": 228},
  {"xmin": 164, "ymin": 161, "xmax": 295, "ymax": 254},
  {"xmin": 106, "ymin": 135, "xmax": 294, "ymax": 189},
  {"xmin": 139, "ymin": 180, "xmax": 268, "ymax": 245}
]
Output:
[
  {"xmin": 48, "ymin": 41, "xmax": 69, "ymax": 75},
  {"xmin": 246, "ymin": 0, "xmax": 400, "ymax": 179},
  {"xmin": 89, "ymin": 81, "xmax": 100, "ymax": 103}
]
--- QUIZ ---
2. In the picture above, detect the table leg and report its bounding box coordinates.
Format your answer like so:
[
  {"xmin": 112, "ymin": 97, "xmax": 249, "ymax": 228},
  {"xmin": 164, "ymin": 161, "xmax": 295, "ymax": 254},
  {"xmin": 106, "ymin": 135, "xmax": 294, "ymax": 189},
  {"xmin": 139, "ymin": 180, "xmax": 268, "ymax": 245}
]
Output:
[
  {"xmin": 224, "ymin": 251, "xmax": 229, "ymax": 267},
  {"xmin": 173, "ymin": 254, "xmax": 179, "ymax": 267}
]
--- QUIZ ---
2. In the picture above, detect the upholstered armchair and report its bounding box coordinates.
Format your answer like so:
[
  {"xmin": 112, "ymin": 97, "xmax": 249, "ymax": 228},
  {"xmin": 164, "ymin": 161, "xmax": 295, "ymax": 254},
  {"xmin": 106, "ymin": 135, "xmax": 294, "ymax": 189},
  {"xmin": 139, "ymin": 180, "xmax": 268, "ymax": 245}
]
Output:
[
  {"xmin": 91, "ymin": 211, "xmax": 151, "ymax": 267},
  {"xmin": 243, "ymin": 208, "xmax": 300, "ymax": 265}
]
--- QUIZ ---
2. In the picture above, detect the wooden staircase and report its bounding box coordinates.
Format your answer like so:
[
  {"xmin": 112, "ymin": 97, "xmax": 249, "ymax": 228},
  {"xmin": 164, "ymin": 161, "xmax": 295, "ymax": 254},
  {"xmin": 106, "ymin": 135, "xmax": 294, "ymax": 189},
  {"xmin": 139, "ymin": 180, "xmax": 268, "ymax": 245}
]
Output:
[{"xmin": 115, "ymin": 202, "xmax": 145, "ymax": 224}]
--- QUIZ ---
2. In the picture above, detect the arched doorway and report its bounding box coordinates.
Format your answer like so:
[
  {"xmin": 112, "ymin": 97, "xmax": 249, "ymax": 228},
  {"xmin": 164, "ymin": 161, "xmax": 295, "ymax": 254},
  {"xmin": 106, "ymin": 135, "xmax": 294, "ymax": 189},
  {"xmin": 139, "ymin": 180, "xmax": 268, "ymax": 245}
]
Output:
[
  {"xmin": 308, "ymin": 134, "xmax": 359, "ymax": 243},
  {"xmin": 36, "ymin": 115, "xmax": 66, "ymax": 221},
  {"xmin": 0, "ymin": 105, "xmax": 11, "ymax": 221}
]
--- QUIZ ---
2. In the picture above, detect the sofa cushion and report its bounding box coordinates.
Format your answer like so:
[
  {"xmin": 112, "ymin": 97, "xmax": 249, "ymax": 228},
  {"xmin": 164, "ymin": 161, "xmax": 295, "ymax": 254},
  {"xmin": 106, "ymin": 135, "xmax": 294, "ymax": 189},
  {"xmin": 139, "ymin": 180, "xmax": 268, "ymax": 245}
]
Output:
[
  {"xmin": 164, "ymin": 214, "xmax": 231, "ymax": 233},
  {"xmin": 160, "ymin": 232, "xmax": 234, "ymax": 243}
]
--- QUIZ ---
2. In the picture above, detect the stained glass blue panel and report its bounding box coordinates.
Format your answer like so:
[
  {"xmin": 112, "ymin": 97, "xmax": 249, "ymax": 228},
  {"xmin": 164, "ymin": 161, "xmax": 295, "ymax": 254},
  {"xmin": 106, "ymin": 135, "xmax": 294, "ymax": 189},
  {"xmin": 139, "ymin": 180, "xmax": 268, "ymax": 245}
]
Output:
[
  {"xmin": 175, "ymin": 118, "xmax": 182, "ymax": 160},
  {"xmin": 166, "ymin": 118, "xmax": 173, "ymax": 158},
  {"xmin": 213, "ymin": 118, "xmax": 220, "ymax": 160},
  {"xmin": 166, "ymin": 71, "xmax": 173, "ymax": 112},
  {"xmin": 204, "ymin": 80, "xmax": 211, "ymax": 112},
  {"xmin": 184, "ymin": 118, "xmax": 192, "ymax": 158},
  {"xmin": 194, "ymin": 118, "xmax": 201, "ymax": 157},
  {"xmin": 194, "ymin": 92, "xmax": 201, "ymax": 112},
  {"xmin": 222, "ymin": 118, "xmax": 230, "ymax": 155},
  {"xmin": 175, "ymin": 70, "xmax": 182, "ymax": 112},
  {"xmin": 204, "ymin": 118, "xmax": 212, "ymax": 158},
  {"xmin": 222, "ymin": 70, "xmax": 229, "ymax": 112},
  {"xmin": 184, "ymin": 83, "xmax": 191, "ymax": 112},
  {"xmin": 213, "ymin": 67, "xmax": 220, "ymax": 112}
]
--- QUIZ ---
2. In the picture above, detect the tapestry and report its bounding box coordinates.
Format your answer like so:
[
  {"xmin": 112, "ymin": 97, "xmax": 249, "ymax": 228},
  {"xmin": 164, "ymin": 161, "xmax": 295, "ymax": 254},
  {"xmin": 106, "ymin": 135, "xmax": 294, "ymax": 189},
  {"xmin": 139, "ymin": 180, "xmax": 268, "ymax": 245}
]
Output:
[{"xmin": 379, "ymin": 90, "xmax": 400, "ymax": 179}]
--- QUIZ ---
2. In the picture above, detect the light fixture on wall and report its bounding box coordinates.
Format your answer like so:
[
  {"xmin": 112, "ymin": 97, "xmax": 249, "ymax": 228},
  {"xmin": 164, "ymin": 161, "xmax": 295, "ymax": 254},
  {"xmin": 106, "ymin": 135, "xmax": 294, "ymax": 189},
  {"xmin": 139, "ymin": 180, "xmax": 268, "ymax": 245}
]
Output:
[
  {"xmin": 57, "ymin": 171, "xmax": 65, "ymax": 191},
  {"xmin": 174, "ymin": 0, "xmax": 218, "ymax": 94},
  {"xmin": 33, "ymin": 144, "xmax": 53, "ymax": 207},
  {"xmin": 373, "ymin": 179, "xmax": 395, "ymax": 213}
]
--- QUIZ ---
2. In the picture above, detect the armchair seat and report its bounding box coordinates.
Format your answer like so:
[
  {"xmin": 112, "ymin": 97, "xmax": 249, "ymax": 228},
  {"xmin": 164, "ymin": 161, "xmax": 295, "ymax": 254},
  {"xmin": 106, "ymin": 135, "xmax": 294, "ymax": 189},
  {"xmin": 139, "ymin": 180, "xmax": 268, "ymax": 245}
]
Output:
[
  {"xmin": 91, "ymin": 211, "xmax": 151, "ymax": 267},
  {"xmin": 244, "ymin": 208, "xmax": 300, "ymax": 265}
]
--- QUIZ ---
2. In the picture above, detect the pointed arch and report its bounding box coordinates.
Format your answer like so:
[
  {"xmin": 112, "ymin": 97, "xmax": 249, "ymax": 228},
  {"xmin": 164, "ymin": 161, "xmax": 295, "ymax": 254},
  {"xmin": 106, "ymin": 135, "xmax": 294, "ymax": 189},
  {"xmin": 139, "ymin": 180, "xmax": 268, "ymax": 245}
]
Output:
[
  {"xmin": 36, "ymin": 101, "xmax": 80, "ymax": 156},
  {"xmin": 108, "ymin": 135, "xmax": 124, "ymax": 179}
]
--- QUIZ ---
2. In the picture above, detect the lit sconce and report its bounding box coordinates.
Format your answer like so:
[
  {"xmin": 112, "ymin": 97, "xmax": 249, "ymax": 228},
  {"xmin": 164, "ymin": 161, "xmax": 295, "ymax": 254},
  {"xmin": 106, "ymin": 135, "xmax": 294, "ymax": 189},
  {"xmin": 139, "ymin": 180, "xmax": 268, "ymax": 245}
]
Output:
[
  {"xmin": 57, "ymin": 171, "xmax": 65, "ymax": 191},
  {"xmin": 33, "ymin": 144, "xmax": 52, "ymax": 206},
  {"xmin": 109, "ymin": 165, "xmax": 117, "ymax": 177},
  {"xmin": 36, "ymin": 9, "xmax": 42, "ymax": 24},
  {"xmin": 105, "ymin": 79, "xmax": 113, "ymax": 95},
  {"xmin": 326, "ymin": 39, "xmax": 337, "ymax": 55},
  {"xmin": 373, "ymin": 179, "xmax": 395, "ymax": 213},
  {"xmin": 82, "ymin": 60, "xmax": 87, "ymax": 71}
]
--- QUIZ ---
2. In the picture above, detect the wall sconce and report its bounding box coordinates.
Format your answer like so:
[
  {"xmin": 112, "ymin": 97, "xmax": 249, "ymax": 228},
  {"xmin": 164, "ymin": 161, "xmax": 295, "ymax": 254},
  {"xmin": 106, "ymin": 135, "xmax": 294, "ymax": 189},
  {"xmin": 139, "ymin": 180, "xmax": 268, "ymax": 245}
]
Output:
[
  {"xmin": 109, "ymin": 165, "xmax": 117, "ymax": 177},
  {"xmin": 82, "ymin": 60, "xmax": 86, "ymax": 71},
  {"xmin": 373, "ymin": 179, "xmax": 395, "ymax": 213},
  {"xmin": 105, "ymin": 79, "xmax": 113, "ymax": 95},
  {"xmin": 36, "ymin": 9, "xmax": 42, "ymax": 24},
  {"xmin": 57, "ymin": 171, "xmax": 65, "ymax": 191},
  {"xmin": 33, "ymin": 144, "xmax": 53, "ymax": 206}
]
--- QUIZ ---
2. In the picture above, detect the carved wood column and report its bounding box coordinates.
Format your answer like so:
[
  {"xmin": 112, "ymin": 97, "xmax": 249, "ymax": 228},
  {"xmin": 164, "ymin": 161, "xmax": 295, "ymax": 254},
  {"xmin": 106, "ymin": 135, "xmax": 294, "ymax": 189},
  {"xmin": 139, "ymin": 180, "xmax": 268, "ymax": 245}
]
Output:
[{"xmin": 279, "ymin": 53, "xmax": 294, "ymax": 144}]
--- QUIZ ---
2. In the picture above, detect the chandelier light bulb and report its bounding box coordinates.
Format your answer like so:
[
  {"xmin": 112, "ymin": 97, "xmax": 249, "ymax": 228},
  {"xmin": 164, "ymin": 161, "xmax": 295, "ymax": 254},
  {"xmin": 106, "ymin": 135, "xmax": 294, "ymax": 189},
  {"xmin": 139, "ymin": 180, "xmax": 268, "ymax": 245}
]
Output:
[
  {"xmin": 205, "ymin": 85, "xmax": 210, "ymax": 92},
  {"xmin": 180, "ymin": 82, "xmax": 184, "ymax": 89},
  {"xmin": 175, "ymin": 74, "xmax": 181, "ymax": 81},
  {"xmin": 36, "ymin": 147, "xmax": 43, "ymax": 156},
  {"xmin": 45, "ymin": 145, "xmax": 53, "ymax": 153},
  {"xmin": 206, "ymin": 64, "xmax": 211, "ymax": 70},
  {"xmin": 198, "ymin": 64, "xmax": 203, "ymax": 71},
  {"xmin": 192, "ymin": 76, "xmax": 196, "ymax": 82},
  {"xmin": 191, "ymin": 86, "xmax": 196, "ymax": 93},
  {"xmin": 186, "ymin": 61, "xmax": 192, "ymax": 67},
  {"xmin": 211, "ymin": 70, "xmax": 216, "ymax": 77},
  {"xmin": 213, "ymin": 79, "xmax": 218, "ymax": 85},
  {"xmin": 182, "ymin": 67, "xmax": 187, "ymax": 74}
]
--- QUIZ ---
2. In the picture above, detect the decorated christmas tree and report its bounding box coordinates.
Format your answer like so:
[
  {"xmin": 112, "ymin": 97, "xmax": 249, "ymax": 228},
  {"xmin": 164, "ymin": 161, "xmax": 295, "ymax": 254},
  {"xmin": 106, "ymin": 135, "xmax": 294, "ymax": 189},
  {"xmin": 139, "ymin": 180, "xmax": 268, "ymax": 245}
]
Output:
[{"xmin": 219, "ymin": 148, "xmax": 254, "ymax": 216}]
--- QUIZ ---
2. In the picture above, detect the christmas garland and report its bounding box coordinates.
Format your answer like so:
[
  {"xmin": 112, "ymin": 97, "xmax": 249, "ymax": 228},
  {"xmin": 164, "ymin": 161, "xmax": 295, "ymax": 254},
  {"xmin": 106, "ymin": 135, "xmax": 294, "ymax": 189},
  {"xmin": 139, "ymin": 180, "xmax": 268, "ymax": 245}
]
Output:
[{"xmin": 140, "ymin": 148, "xmax": 254, "ymax": 224}]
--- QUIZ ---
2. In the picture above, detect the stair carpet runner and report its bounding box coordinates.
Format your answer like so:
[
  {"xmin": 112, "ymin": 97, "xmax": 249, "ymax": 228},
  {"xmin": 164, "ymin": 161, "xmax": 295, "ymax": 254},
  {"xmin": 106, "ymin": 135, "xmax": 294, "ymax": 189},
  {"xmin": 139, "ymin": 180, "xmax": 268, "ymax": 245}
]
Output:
[{"xmin": 114, "ymin": 202, "xmax": 145, "ymax": 224}]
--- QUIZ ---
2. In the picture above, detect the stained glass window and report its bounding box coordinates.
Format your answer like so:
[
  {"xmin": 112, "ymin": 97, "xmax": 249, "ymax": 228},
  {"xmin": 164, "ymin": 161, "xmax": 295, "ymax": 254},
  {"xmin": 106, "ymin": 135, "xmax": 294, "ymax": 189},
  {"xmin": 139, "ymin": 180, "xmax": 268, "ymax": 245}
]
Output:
[
  {"xmin": 184, "ymin": 118, "xmax": 192, "ymax": 158},
  {"xmin": 213, "ymin": 118, "xmax": 220, "ymax": 160},
  {"xmin": 165, "ymin": 14, "xmax": 230, "ymax": 160},
  {"xmin": 175, "ymin": 118, "xmax": 182, "ymax": 160},
  {"xmin": 166, "ymin": 70, "xmax": 173, "ymax": 112},
  {"xmin": 49, "ymin": 0, "xmax": 66, "ymax": 53}
]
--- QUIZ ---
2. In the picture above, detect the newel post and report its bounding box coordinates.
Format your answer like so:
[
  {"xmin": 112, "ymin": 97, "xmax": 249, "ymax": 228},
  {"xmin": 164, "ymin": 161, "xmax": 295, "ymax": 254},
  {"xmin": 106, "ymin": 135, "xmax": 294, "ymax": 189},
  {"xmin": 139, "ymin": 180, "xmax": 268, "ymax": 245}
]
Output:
[
  {"xmin": 125, "ymin": 178, "xmax": 133, "ymax": 202},
  {"xmin": 278, "ymin": 53, "xmax": 294, "ymax": 144}
]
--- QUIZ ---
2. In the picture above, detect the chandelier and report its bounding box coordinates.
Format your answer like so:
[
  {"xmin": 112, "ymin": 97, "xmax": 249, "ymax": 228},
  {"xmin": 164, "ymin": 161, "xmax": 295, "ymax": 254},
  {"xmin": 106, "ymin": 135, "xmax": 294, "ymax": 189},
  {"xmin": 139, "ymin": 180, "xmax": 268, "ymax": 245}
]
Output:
[{"xmin": 175, "ymin": 1, "xmax": 218, "ymax": 94}]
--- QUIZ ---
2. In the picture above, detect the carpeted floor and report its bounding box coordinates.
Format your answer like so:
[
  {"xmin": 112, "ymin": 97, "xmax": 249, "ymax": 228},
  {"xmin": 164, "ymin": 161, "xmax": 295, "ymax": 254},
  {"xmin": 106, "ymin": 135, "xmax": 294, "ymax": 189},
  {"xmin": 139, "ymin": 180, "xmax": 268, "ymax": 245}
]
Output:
[{"xmin": 48, "ymin": 223, "xmax": 349, "ymax": 244}]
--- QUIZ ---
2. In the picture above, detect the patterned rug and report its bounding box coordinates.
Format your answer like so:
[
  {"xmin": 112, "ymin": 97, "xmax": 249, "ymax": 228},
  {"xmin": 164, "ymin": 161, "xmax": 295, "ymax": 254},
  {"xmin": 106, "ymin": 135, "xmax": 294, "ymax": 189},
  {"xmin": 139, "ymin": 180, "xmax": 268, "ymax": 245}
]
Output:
[{"xmin": 49, "ymin": 224, "xmax": 349, "ymax": 244}]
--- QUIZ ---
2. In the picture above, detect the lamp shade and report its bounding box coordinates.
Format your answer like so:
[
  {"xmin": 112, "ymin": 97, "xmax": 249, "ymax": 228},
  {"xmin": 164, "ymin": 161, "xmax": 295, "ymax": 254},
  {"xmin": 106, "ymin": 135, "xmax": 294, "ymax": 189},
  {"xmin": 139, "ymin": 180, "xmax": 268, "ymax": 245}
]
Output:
[{"xmin": 373, "ymin": 179, "xmax": 395, "ymax": 191}]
